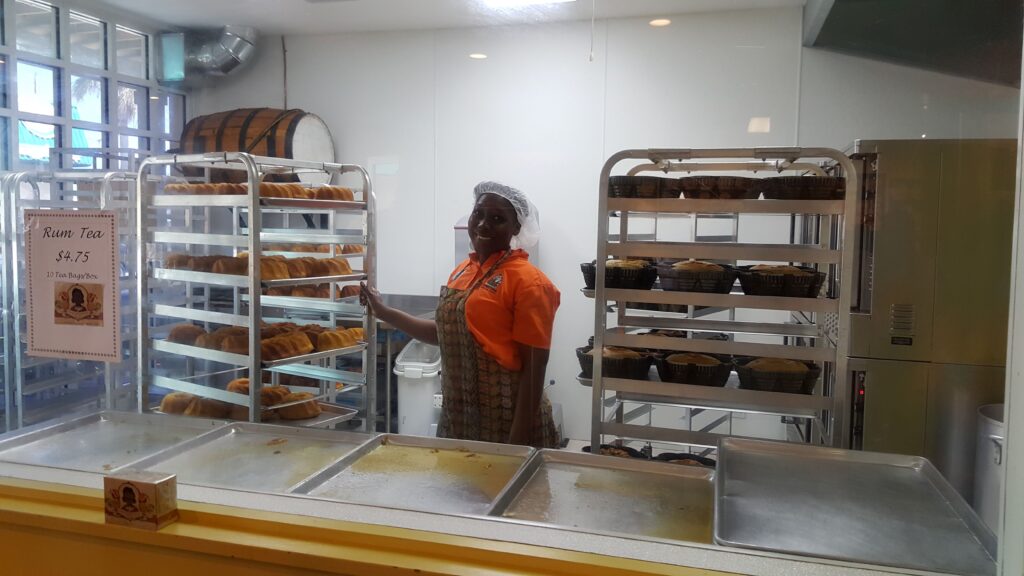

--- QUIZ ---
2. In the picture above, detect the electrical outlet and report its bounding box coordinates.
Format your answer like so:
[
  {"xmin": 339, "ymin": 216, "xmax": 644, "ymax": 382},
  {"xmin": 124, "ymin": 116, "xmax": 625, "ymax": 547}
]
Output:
[{"xmin": 432, "ymin": 393, "xmax": 444, "ymax": 409}]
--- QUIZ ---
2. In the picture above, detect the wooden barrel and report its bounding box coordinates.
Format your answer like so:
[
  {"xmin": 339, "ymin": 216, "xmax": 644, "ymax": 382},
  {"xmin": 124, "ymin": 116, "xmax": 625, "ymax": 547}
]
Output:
[{"xmin": 178, "ymin": 108, "xmax": 334, "ymax": 182}]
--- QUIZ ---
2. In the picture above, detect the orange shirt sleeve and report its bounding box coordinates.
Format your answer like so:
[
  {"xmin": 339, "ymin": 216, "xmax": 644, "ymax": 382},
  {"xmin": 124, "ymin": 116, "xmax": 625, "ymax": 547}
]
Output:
[{"xmin": 511, "ymin": 282, "xmax": 560, "ymax": 350}]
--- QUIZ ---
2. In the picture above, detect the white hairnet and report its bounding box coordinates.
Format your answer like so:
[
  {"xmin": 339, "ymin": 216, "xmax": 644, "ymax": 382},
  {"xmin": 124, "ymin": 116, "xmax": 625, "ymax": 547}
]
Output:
[{"xmin": 473, "ymin": 181, "xmax": 540, "ymax": 251}]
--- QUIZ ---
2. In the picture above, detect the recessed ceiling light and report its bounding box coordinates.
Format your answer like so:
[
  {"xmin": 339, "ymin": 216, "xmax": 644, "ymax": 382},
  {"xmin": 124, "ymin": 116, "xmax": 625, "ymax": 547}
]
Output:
[
  {"xmin": 469, "ymin": 53, "xmax": 488, "ymax": 60},
  {"xmin": 149, "ymin": 95, "xmax": 160, "ymax": 100},
  {"xmin": 649, "ymin": 18, "xmax": 671, "ymax": 27}
]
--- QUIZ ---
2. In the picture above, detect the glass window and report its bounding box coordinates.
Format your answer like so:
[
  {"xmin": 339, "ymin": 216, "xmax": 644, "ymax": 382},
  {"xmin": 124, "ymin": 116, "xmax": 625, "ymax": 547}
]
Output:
[
  {"xmin": 70, "ymin": 127, "xmax": 106, "ymax": 168},
  {"xmin": 15, "ymin": 0, "xmax": 58, "ymax": 58},
  {"xmin": 158, "ymin": 92, "xmax": 185, "ymax": 137},
  {"xmin": 0, "ymin": 59, "xmax": 8, "ymax": 109},
  {"xmin": 70, "ymin": 75, "xmax": 105, "ymax": 124},
  {"xmin": 117, "ymin": 83, "xmax": 148, "ymax": 130},
  {"xmin": 118, "ymin": 134, "xmax": 148, "ymax": 151},
  {"xmin": 18, "ymin": 120, "xmax": 58, "ymax": 168},
  {"xmin": 17, "ymin": 61, "xmax": 58, "ymax": 116},
  {"xmin": 116, "ymin": 25, "xmax": 148, "ymax": 79},
  {"xmin": 69, "ymin": 11, "xmax": 107, "ymax": 69},
  {"xmin": 0, "ymin": 117, "xmax": 9, "ymax": 170}
]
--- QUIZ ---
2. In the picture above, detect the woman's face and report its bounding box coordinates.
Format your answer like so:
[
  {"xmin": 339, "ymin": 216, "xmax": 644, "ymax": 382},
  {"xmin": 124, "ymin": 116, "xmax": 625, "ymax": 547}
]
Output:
[{"xmin": 469, "ymin": 193, "xmax": 521, "ymax": 256}]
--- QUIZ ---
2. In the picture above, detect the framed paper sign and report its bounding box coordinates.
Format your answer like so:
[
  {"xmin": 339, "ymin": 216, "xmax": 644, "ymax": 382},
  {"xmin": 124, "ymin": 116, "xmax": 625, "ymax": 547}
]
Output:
[{"xmin": 24, "ymin": 209, "xmax": 121, "ymax": 362}]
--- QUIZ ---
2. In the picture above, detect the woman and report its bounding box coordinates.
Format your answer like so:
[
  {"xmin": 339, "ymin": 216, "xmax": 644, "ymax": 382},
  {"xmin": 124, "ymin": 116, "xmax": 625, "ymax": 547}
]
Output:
[{"xmin": 361, "ymin": 181, "xmax": 560, "ymax": 448}]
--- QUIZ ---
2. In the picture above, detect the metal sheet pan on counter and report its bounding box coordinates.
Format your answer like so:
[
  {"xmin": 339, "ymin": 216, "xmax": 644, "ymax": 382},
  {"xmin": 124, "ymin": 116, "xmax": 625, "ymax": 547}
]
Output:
[
  {"xmin": 488, "ymin": 450, "xmax": 714, "ymax": 544},
  {"xmin": 117, "ymin": 423, "xmax": 375, "ymax": 493},
  {"xmin": 290, "ymin": 434, "xmax": 534, "ymax": 516},
  {"xmin": 0, "ymin": 410, "xmax": 227, "ymax": 473},
  {"xmin": 715, "ymin": 438, "xmax": 996, "ymax": 576}
]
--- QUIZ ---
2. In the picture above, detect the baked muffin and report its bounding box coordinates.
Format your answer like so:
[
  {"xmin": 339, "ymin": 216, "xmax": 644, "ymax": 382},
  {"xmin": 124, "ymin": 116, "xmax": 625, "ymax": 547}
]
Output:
[
  {"xmin": 576, "ymin": 346, "xmax": 652, "ymax": 380},
  {"xmin": 586, "ymin": 346, "xmax": 641, "ymax": 359},
  {"xmin": 581, "ymin": 259, "xmax": 658, "ymax": 290},
  {"xmin": 750, "ymin": 264, "xmax": 812, "ymax": 276},
  {"xmin": 737, "ymin": 265, "xmax": 826, "ymax": 298},
  {"xmin": 260, "ymin": 332, "xmax": 314, "ymax": 361},
  {"xmin": 605, "ymin": 259, "xmax": 648, "ymax": 270},
  {"xmin": 276, "ymin": 392, "xmax": 322, "ymax": 420},
  {"xmin": 666, "ymin": 352, "xmax": 720, "ymax": 366},
  {"xmin": 160, "ymin": 392, "xmax": 195, "ymax": 414},
  {"xmin": 736, "ymin": 357, "xmax": 820, "ymax": 394},
  {"xmin": 167, "ymin": 323, "xmax": 205, "ymax": 346},
  {"xmin": 672, "ymin": 260, "xmax": 723, "ymax": 272},
  {"xmin": 758, "ymin": 176, "xmax": 845, "ymax": 200}
]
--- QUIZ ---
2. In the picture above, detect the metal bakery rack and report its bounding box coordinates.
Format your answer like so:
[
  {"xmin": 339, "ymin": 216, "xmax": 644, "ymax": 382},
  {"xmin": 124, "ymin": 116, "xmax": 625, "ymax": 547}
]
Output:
[
  {"xmin": 587, "ymin": 147, "xmax": 859, "ymax": 453},
  {"xmin": 1, "ymin": 170, "xmax": 139, "ymax": 432},
  {"xmin": 135, "ymin": 152, "xmax": 377, "ymax": 429}
]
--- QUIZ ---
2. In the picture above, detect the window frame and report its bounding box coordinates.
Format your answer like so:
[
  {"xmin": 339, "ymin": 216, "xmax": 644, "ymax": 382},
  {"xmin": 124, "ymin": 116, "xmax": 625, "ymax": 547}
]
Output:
[{"xmin": 0, "ymin": 0, "xmax": 187, "ymax": 170}]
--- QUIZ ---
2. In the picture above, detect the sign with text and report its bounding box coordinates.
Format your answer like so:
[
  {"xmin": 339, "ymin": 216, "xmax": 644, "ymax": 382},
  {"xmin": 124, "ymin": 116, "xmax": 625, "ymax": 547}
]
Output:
[{"xmin": 24, "ymin": 209, "xmax": 121, "ymax": 362}]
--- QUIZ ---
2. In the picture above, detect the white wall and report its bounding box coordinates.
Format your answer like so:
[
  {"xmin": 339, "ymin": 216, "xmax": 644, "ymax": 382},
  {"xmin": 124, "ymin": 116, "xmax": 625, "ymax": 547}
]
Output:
[{"xmin": 193, "ymin": 8, "xmax": 1019, "ymax": 441}]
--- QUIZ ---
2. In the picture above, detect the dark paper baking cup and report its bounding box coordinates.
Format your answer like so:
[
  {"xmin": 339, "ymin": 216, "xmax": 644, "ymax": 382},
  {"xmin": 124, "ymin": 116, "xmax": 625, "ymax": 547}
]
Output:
[
  {"xmin": 655, "ymin": 354, "xmax": 733, "ymax": 387},
  {"xmin": 759, "ymin": 176, "xmax": 845, "ymax": 200},
  {"xmin": 581, "ymin": 262, "xmax": 657, "ymax": 290},
  {"xmin": 737, "ymin": 265, "xmax": 826, "ymax": 298},
  {"xmin": 576, "ymin": 346, "xmax": 652, "ymax": 380},
  {"xmin": 679, "ymin": 176, "xmax": 759, "ymax": 200},
  {"xmin": 582, "ymin": 444, "xmax": 647, "ymax": 459},
  {"xmin": 735, "ymin": 357, "xmax": 821, "ymax": 394},
  {"xmin": 657, "ymin": 264, "xmax": 738, "ymax": 293},
  {"xmin": 654, "ymin": 452, "xmax": 717, "ymax": 467}
]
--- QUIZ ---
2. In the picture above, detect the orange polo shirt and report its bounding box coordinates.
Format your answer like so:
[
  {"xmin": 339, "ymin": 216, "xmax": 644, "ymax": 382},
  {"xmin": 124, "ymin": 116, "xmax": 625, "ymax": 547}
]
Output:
[{"xmin": 446, "ymin": 249, "xmax": 560, "ymax": 372}]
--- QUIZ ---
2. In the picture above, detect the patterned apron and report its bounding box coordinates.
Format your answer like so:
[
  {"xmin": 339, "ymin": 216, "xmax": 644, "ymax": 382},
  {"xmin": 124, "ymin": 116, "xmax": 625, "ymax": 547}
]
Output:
[{"xmin": 436, "ymin": 251, "xmax": 559, "ymax": 448}]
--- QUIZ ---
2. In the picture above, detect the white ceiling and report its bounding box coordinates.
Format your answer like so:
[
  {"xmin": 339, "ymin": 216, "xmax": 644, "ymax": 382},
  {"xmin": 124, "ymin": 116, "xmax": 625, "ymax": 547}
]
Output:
[{"xmin": 85, "ymin": 0, "xmax": 805, "ymax": 36}]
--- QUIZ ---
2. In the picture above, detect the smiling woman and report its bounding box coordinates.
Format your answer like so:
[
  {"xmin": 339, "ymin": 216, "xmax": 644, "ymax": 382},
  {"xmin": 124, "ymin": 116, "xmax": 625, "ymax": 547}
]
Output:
[{"xmin": 362, "ymin": 182, "xmax": 560, "ymax": 448}]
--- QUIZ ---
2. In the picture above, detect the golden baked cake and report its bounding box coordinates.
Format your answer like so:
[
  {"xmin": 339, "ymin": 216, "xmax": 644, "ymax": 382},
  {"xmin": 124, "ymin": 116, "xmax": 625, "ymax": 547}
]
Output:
[
  {"xmin": 212, "ymin": 256, "xmax": 248, "ymax": 275},
  {"xmin": 345, "ymin": 327, "xmax": 365, "ymax": 341},
  {"xmin": 672, "ymin": 260, "xmax": 723, "ymax": 272},
  {"xmin": 266, "ymin": 287, "xmax": 291, "ymax": 296},
  {"xmin": 163, "ymin": 183, "xmax": 191, "ymax": 195},
  {"xmin": 339, "ymin": 285, "xmax": 361, "ymax": 299},
  {"xmin": 605, "ymin": 259, "xmax": 648, "ymax": 269},
  {"xmin": 316, "ymin": 329, "xmax": 358, "ymax": 352},
  {"xmin": 750, "ymin": 264, "xmax": 812, "ymax": 276},
  {"xmin": 289, "ymin": 285, "xmax": 319, "ymax": 298},
  {"xmin": 666, "ymin": 353, "xmax": 720, "ymax": 366},
  {"xmin": 226, "ymin": 378, "xmax": 250, "ymax": 394},
  {"xmin": 164, "ymin": 253, "xmax": 193, "ymax": 270},
  {"xmin": 747, "ymin": 357, "xmax": 808, "ymax": 373},
  {"xmin": 261, "ymin": 385, "xmax": 291, "ymax": 407},
  {"xmin": 341, "ymin": 244, "xmax": 364, "ymax": 254},
  {"xmin": 167, "ymin": 324, "xmax": 206, "ymax": 346},
  {"xmin": 315, "ymin": 284, "xmax": 331, "ymax": 298},
  {"xmin": 195, "ymin": 332, "xmax": 228, "ymax": 350},
  {"xmin": 289, "ymin": 184, "xmax": 314, "ymax": 199},
  {"xmin": 183, "ymin": 397, "xmax": 231, "ymax": 419},
  {"xmin": 260, "ymin": 257, "xmax": 290, "ymax": 280},
  {"xmin": 311, "ymin": 257, "xmax": 353, "ymax": 277},
  {"xmin": 277, "ymin": 392, "xmax": 322, "ymax": 420},
  {"xmin": 260, "ymin": 332, "xmax": 314, "ymax": 361},
  {"xmin": 190, "ymin": 255, "xmax": 224, "ymax": 273},
  {"xmin": 220, "ymin": 335, "xmax": 250, "ymax": 355},
  {"xmin": 284, "ymin": 257, "xmax": 313, "ymax": 279},
  {"xmin": 315, "ymin": 186, "xmax": 355, "ymax": 201},
  {"xmin": 586, "ymin": 346, "xmax": 641, "ymax": 359},
  {"xmin": 160, "ymin": 392, "xmax": 195, "ymax": 414},
  {"xmin": 259, "ymin": 183, "xmax": 293, "ymax": 198},
  {"xmin": 212, "ymin": 326, "xmax": 248, "ymax": 339},
  {"xmin": 260, "ymin": 323, "xmax": 295, "ymax": 340}
]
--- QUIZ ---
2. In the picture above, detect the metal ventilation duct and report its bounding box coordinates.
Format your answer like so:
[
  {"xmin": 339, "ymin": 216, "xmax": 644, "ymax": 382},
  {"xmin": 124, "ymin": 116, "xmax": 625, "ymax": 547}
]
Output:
[{"xmin": 186, "ymin": 25, "xmax": 258, "ymax": 76}]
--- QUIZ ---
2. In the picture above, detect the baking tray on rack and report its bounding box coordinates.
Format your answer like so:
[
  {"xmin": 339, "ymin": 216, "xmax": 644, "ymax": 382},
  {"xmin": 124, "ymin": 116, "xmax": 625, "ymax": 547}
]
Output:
[
  {"xmin": 715, "ymin": 438, "xmax": 996, "ymax": 576},
  {"xmin": 272, "ymin": 402, "xmax": 357, "ymax": 429},
  {"xmin": 261, "ymin": 273, "xmax": 366, "ymax": 289},
  {"xmin": 260, "ymin": 198, "xmax": 367, "ymax": 212},
  {"xmin": 289, "ymin": 434, "xmax": 534, "ymax": 516},
  {"xmin": 117, "ymin": 422, "xmax": 374, "ymax": 493},
  {"xmin": 0, "ymin": 410, "xmax": 227, "ymax": 473},
  {"xmin": 488, "ymin": 450, "xmax": 713, "ymax": 543}
]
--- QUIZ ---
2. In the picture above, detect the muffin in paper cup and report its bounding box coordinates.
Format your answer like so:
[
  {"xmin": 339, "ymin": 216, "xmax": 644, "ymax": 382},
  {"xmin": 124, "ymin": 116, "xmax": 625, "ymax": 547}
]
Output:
[
  {"xmin": 583, "ymin": 261, "xmax": 658, "ymax": 290},
  {"xmin": 655, "ymin": 353, "xmax": 733, "ymax": 387},
  {"xmin": 657, "ymin": 263, "xmax": 738, "ymax": 293},
  {"xmin": 576, "ymin": 346, "xmax": 653, "ymax": 380},
  {"xmin": 737, "ymin": 265, "xmax": 826, "ymax": 298},
  {"xmin": 735, "ymin": 357, "xmax": 821, "ymax": 394},
  {"xmin": 679, "ymin": 176, "xmax": 759, "ymax": 199},
  {"xmin": 759, "ymin": 176, "xmax": 845, "ymax": 200},
  {"xmin": 608, "ymin": 176, "xmax": 636, "ymax": 198}
]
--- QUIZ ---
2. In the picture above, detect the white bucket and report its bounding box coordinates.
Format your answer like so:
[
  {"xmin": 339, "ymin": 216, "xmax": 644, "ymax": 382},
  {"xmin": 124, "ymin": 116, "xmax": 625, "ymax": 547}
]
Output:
[{"xmin": 393, "ymin": 340, "xmax": 442, "ymax": 437}]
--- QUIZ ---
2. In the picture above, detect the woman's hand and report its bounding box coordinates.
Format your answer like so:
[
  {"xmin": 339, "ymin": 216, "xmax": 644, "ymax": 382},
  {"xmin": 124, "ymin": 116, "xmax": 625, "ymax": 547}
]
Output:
[{"xmin": 359, "ymin": 282, "xmax": 384, "ymax": 315}]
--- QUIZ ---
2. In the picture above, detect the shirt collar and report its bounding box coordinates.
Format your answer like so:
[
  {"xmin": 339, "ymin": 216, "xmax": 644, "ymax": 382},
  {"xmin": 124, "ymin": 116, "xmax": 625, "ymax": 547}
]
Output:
[{"xmin": 468, "ymin": 249, "xmax": 528, "ymax": 267}]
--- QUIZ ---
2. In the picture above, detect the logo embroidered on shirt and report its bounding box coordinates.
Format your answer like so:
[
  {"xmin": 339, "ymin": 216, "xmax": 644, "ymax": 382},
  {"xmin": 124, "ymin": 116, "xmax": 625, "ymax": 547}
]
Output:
[{"xmin": 484, "ymin": 274, "xmax": 504, "ymax": 292}]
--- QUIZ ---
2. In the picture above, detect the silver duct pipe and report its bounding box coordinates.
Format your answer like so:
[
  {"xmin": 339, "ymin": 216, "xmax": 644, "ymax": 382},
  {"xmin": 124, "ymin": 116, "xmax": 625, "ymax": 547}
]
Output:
[{"xmin": 186, "ymin": 26, "xmax": 258, "ymax": 76}]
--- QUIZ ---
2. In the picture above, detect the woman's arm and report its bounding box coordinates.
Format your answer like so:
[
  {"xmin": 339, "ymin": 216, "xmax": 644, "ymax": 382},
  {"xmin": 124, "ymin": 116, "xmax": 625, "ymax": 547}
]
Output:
[
  {"xmin": 509, "ymin": 343, "xmax": 549, "ymax": 445},
  {"xmin": 359, "ymin": 282, "xmax": 439, "ymax": 345}
]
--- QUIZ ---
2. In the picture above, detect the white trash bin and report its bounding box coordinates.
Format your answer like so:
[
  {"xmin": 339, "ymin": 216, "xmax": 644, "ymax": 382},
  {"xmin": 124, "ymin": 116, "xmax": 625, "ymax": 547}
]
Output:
[{"xmin": 393, "ymin": 340, "xmax": 442, "ymax": 437}]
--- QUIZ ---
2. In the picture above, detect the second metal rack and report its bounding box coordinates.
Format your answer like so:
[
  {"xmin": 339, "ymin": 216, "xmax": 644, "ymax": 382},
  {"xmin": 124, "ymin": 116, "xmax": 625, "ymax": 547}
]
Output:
[
  {"xmin": 136, "ymin": 152, "xmax": 378, "ymax": 428},
  {"xmin": 589, "ymin": 147, "xmax": 859, "ymax": 452}
]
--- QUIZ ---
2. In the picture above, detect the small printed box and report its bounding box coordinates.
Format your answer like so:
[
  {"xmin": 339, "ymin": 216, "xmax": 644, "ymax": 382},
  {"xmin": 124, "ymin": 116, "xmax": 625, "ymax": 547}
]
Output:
[{"xmin": 104, "ymin": 470, "xmax": 179, "ymax": 531}]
